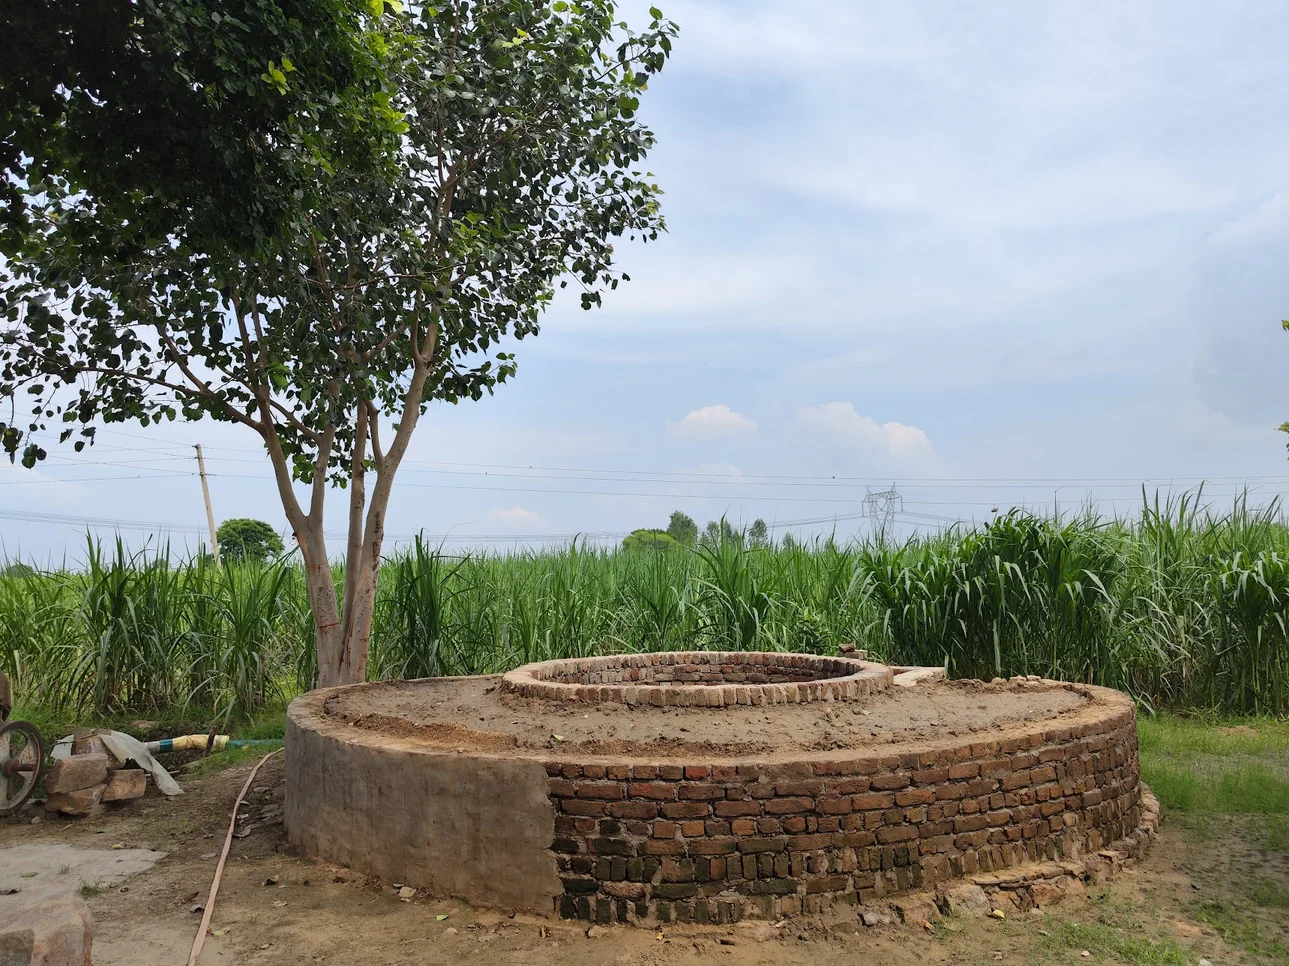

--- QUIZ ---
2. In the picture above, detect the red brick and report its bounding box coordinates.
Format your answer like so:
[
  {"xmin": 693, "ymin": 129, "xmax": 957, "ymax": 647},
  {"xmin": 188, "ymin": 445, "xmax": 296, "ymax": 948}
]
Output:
[
  {"xmin": 776, "ymin": 780, "xmax": 825, "ymax": 796},
  {"xmin": 608, "ymin": 800, "xmax": 659, "ymax": 820},
  {"xmin": 561, "ymin": 799, "xmax": 606, "ymax": 817},
  {"xmin": 627, "ymin": 782, "xmax": 676, "ymax": 800},
  {"xmin": 714, "ymin": 800, "xmax": 761, "ymax": 818},
  {"xmin": 659, "ymin": 764, "xmax": 685, "ymax": 780},
  {"xmin": 765, "ymin": 797, "xmax": 814, "ymax": 815},
  {"xmin": 870, "ymin": 774, "xmax": 911, "ymax": 791},
  {"xmin": 852, "ymin": 793, "xmax": 894, "ymax": 810},
  {"xmin": 644, "ymin": 838, "xmax": 686, "ymax": 855},
  {"xmin": 690, "ymin": 837, "xmax": 737, "ymax": 855},
  {"xmin": 877, "ymin": 825, "xmax": 917, "ymax": 844},
  {"xmin": 661, "ymin": 802, "xmax": 710, "ymax": 819},
  {"xmin": 684, "ymin": 765, "xmax": 710, "ymax": 780},
  {"xmin": 895, "ymin": 788, "xmax": 935, "ymax": 807},
  {"xmin": 678, "ymin": 783, "xmax": 726, "ymax": 801},
  {"xmin": 576, "ymin": 782, "xmax": 624, "ymax": 800},
  {"xmin": 948, "ymin": 762, "xmax": 978, "ymax": 780},
  {"xmin": 583, "ymin": 764, "xmax": 606, "ymax": 779},
  {"xmin": 652, "ymin": 820, "xmax": 679, "ymax": 838}
]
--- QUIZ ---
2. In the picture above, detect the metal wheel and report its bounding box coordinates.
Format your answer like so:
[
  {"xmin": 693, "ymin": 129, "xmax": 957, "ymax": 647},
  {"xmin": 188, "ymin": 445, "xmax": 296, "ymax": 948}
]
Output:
[{"xmin": 0, "ymin": 720, "xmax": 44, "ymax": 815}]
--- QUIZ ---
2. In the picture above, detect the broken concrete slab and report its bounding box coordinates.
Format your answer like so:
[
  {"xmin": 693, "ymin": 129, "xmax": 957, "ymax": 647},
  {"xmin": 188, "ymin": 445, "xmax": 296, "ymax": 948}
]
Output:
[
  {"xmin": 0, "ymin": 884, "xmax": 93, "ymax": 966},
  {"xmin": 44, "ymin": 754, "xmax": 109, "ymax": 794},
  {"xmin": 100, "ymin": 768, "xmax": 146, "ymax": 802},
  {"xmin": 0, "ymin": 843, "xmax": 166, "ymax": 894}
]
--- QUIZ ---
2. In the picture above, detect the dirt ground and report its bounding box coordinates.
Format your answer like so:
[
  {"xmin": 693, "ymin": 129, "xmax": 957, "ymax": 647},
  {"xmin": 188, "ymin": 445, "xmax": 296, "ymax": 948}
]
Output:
[
  {"xmin": 3, "ymin": 755, "xmax": 1283, "ymax": 966},
  {"xmin": 325, "ymin": 676, "xmax": 1089, "ymax": 757}
]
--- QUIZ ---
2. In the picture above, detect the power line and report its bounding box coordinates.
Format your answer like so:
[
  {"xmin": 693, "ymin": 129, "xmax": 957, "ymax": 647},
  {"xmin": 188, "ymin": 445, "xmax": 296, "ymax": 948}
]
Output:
[{"xmin": 40, "ymin": 428, "xmax": 1289, "ymax": 487}]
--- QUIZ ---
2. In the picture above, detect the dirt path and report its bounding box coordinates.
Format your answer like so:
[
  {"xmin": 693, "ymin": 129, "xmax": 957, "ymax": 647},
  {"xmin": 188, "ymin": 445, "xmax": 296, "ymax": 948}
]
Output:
[{"xmin": 0, "ymin": 757, "xmax": 1271, "ymax": 966}]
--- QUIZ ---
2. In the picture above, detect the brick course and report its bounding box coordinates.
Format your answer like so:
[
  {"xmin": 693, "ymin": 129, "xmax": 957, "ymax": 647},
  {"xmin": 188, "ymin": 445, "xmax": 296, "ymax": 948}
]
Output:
[
  {"xmin": 504, "ymin": 652, "xmax": 894, "ymax": 706},
  {"xmin": 546, "ymin": 693, "xmax": 1145, "ymax": 925}
]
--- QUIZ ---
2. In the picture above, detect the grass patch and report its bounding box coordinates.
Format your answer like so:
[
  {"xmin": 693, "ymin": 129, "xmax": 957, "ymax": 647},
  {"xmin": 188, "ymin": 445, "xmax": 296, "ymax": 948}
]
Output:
[
  {"xmin": 1247, "ymin": 877, "xmax": 1289, "ymax": 909},
  {"xmin": 1194, "ymin": 900, "xmax": 1289, "ymax": 966},
  {"xmin": 1138, "ymin": 715, "xmax": 1289, "ymax": 814},
  {"xmin": 1041, "ymin": 908, "xmax": 1191, "ymax": 966},
  {"xmin": 182, "ymin": 743, "xmax": 281, "ymax": 780},
  {"xmin": 78, "ymin": 882, "xmax": 105, "ymax": 898}
]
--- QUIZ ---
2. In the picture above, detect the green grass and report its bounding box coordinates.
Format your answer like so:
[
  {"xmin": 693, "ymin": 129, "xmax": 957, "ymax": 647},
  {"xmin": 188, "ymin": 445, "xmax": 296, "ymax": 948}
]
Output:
[
  {"xmin": 1194, "ymin": 900, "xmax": 1289, "ymax": 965},
  {"xmin": 1044, "ymin": 918, "xmax": 1190, "ymax": 966},
  {"xmin": 1139, "ymin": 716, "xmax": 1289, "ymax": 814},
  {"xmin": 1246, "ymin": 877, "xmax": 1289, "ymax": 909},
  {"xmin": 182, "ymin": 743, "xmax": 282, "ymax": 780}
]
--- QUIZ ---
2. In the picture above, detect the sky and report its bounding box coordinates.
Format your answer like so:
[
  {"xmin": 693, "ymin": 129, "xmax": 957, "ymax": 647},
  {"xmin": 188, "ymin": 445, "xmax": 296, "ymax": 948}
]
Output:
[{"xmin": 4, "ymin": 0, "xmax": 1289, "ymax": 562}]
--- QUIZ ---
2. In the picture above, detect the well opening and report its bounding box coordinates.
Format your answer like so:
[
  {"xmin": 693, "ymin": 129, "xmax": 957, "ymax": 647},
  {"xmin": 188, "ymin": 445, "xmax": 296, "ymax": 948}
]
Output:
[{"xmin": 501, "ymin": 652, "xmax": 894, "ymax": 705}]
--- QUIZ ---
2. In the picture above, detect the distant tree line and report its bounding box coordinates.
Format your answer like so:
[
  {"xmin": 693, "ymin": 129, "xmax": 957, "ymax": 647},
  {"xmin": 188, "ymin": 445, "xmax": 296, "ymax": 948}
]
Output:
[{"xmin": 621, "ymin": 511, "xmax": 774, "ymax": 552}]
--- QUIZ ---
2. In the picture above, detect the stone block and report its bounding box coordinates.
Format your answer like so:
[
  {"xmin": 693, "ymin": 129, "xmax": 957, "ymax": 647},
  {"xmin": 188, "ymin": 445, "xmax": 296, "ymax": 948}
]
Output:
[
  {"xmin": 892, "ymin": 891, "xmax": 941, "ymax": 925},
  {"xmin": 44, "ymin": 785, "xmax": 105, "ymax": 817},
  {"xmin": 860, "ymin": 907, "xmax": 894, "ymax": 927},
  {"xmin": 101, "ymin": 768, "xmax": 147, "ymax": 802},
  {"xmin": 44, "ymin": 755, "xmax": 109, "ymax": 794},
  {"xmin": 70, "ymin": 732, "xmax": 113, "ymax": 761},
  {"xmin": 0, "ymin": 884, "xmax": 93, "ymax": 965},
  {"xmin": 937, "ymin": 883, "xmax": 991, "ymax": 917}
]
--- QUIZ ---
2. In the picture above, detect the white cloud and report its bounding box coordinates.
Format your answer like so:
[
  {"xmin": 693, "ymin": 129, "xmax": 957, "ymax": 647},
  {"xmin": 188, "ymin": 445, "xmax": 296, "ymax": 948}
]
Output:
[
  {"xmin": 488, "ymin": 506, "xmax": 548, "ymax": 530},
  {"xmin": 668, "ymin": 405, "xmax": 757, "ymax": 440},
  {"xmin": 798, "ymin": 402, "xmax": 936, "ymax": 468}
]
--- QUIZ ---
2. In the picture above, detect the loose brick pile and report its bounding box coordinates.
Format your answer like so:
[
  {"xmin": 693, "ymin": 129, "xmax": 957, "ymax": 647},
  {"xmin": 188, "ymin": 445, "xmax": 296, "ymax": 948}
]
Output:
[
  {"xmin": 546, "ymin": 690, "xmax": 1145, "ymax": 925},
  {"xmin": 43, "ymin": 732, "xmax": 147, "ymax": 817},
  {"xmin": 503, "ymin": 652, "xmax": 894, "ymax": 706}
]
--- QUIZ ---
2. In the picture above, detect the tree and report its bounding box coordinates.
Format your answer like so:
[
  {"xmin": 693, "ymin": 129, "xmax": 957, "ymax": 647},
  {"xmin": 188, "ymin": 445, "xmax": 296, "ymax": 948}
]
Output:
[
  {"xmin": 217, "ymin": 518, "xmax": 286, "ymax": 563},
  {"xmin": 748, "ymin": 518, "xmax": 769, "ymax": 547},
  {"xmin": 0, "ymin": 1, "xmax": 677, "ymax": 687},
  {"xmin": 622, "ymin": 528, "xmax": 677, "ymax": 552},
  {"xmin": 665, "ymin": 510, "xmax": 697, "ymax": 546},
  {"xmin": 701, "ymin": 518, "xmax": 739, "ymax": 548}
]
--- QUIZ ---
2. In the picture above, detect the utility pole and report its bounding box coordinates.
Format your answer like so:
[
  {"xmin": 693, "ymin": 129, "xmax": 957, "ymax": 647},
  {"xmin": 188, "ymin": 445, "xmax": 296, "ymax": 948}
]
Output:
[
  {"xmin": 863, "ymin": 485, "xmax": 902, "ymax": 542},
  {"xmin": 195, "ymin": 444, "xmax": 221, "ymax": 567}
]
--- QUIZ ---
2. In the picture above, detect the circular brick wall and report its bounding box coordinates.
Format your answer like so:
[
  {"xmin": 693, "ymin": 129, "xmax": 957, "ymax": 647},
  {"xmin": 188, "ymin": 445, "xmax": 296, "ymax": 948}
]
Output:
[
  {"xmin": 502, "ymin": 652, "xmax": 893, "ymax": 705},
  {"xmin": 286, "ymin": 657, "xmax": 1150, "ymax": 927}
]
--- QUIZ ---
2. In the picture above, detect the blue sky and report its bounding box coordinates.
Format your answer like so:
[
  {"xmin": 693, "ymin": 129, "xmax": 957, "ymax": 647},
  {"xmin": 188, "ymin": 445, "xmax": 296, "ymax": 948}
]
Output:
[{"xmin": 4, "ymin": 0, "xmax": 1289, "ymax": 560}]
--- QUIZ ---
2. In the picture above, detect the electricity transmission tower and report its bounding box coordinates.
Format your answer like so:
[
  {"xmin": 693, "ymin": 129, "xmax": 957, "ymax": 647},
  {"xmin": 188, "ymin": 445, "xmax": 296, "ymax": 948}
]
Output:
[{"xmin": 863, "ymin": 485, "xmax": 902, "ymax": 542}]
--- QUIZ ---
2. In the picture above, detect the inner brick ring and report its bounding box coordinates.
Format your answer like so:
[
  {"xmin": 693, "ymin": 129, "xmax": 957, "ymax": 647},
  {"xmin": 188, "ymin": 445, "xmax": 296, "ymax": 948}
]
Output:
[{"xmin": 501, "ymin": 652, "xmax": 894, "ymax": 706}]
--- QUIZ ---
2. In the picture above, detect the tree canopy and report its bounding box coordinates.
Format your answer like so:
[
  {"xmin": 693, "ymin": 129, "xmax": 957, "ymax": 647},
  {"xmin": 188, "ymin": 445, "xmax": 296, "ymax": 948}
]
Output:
[
  {"xmin": 622, "ymin": 528, "xmax": 678, "ymax": 552},
  {"xmin": 665, "ymin": 510, "xmax": 697, "ymax": 546},
  {"xmin": 1, "ymin": 0, "xmax": 677, "ymax": 685},
  {"xmin": 217, "ymin": 518, "xmax": 286, "ymax": 563}
]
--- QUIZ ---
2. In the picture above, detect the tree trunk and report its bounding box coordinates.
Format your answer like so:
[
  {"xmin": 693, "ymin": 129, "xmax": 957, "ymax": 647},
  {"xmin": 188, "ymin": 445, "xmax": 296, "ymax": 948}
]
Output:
[{"xmin": 296, "ymin": 520, "xmax": 346, "ymax": 689}]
